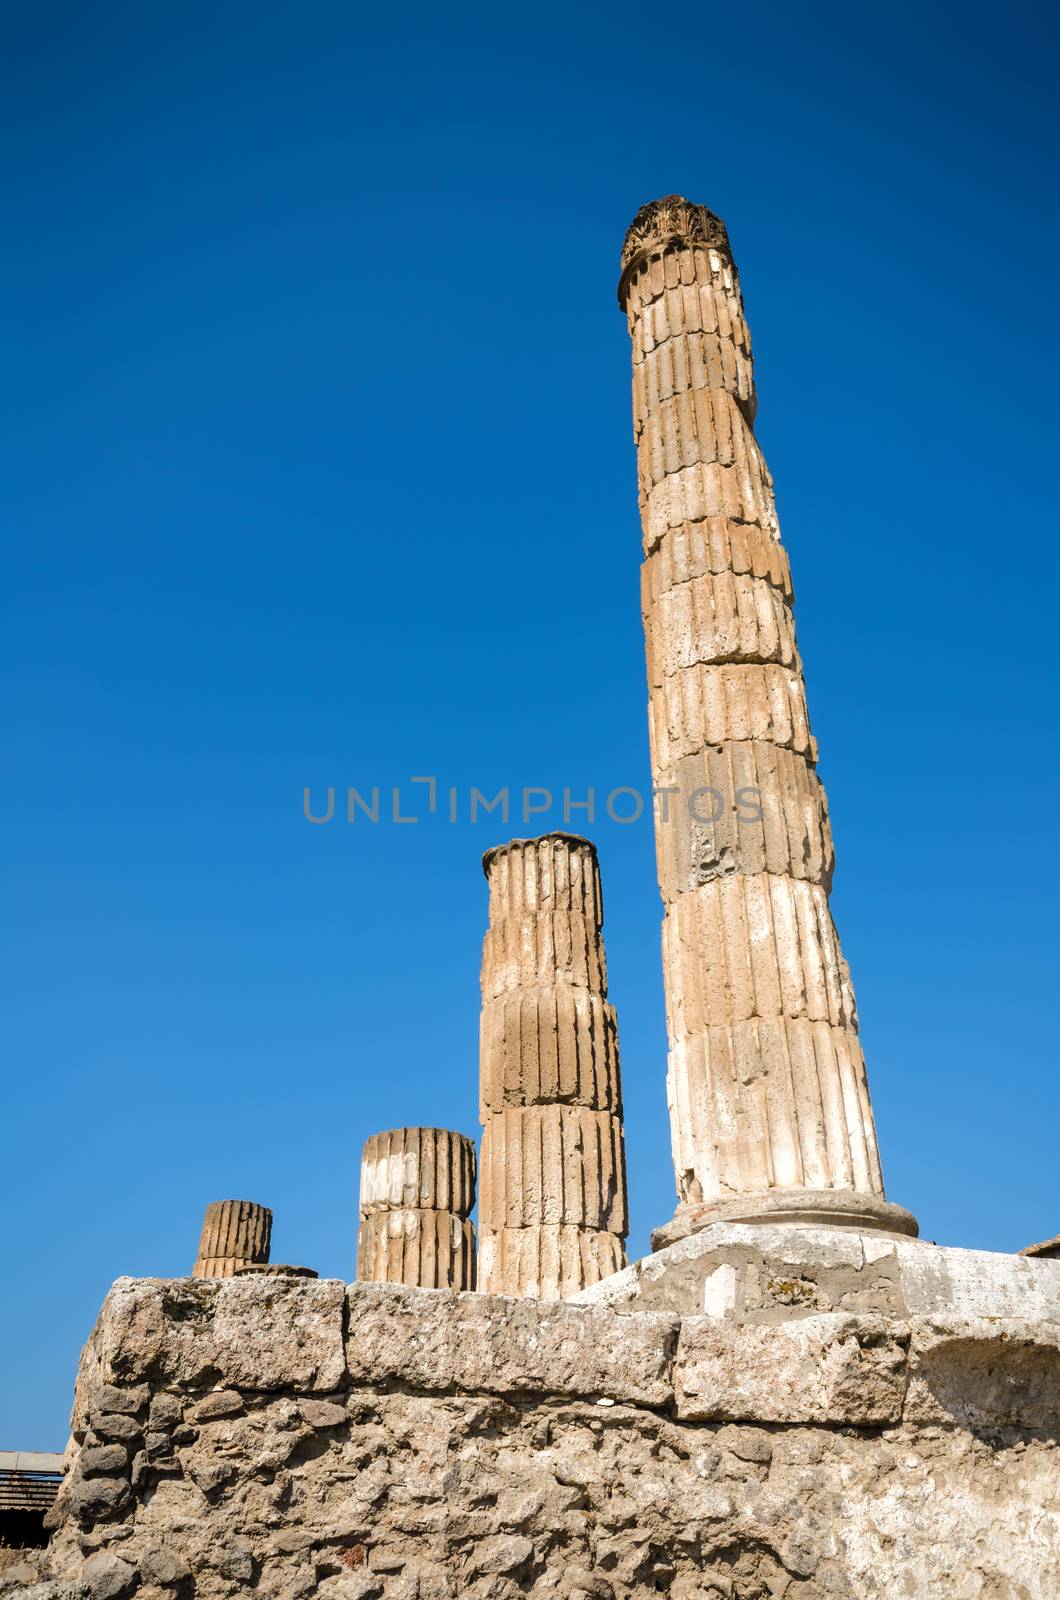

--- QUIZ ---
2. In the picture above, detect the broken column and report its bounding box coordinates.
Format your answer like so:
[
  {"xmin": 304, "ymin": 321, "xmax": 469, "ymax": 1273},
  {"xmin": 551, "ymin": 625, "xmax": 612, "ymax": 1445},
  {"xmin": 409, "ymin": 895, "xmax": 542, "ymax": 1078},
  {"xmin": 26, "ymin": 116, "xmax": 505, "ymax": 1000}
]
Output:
[
  {"xmin": 193, "ymin": 1199, "xmax": 272, "ymax": 1278},
  {"xmin": 617, "ymin": 197, "xmax": 916, "ymax": 1245},
  {"xmin": 357, "ymin": 1127, "xmax": 477, "ymax": 1289},
  {"xmin": 478, "ymin": 833, "xmax": 628, "ymax": 1298}
]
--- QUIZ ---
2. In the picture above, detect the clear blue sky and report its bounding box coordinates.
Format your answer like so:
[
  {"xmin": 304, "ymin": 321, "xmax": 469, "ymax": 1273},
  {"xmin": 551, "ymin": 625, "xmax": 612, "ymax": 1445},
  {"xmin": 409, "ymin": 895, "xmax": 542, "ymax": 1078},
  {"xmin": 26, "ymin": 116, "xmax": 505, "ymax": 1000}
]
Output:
[{"xmin": 4, "ymin": 1, "xmax": 1059, "ymax": 1447}]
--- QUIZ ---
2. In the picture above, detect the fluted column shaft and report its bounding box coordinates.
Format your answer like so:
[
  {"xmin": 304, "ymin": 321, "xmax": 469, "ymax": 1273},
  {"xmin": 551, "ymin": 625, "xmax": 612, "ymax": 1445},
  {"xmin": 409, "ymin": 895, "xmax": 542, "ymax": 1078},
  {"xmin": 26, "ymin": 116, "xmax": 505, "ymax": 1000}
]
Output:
[
  {"xmin": 618, "ymin": 197, "xmax": 915, "ymax": 1243},
  {"xmin": 193, "ymin": 1200, "xmax": 272, "ymax": 1278},
  {"xmin": 357, "ymin": 1127, "xmax": 477, "ymax": 1289},
  {"xmin": 478, "ymin": 834, "xmax": 628, "ymax": 1298}
]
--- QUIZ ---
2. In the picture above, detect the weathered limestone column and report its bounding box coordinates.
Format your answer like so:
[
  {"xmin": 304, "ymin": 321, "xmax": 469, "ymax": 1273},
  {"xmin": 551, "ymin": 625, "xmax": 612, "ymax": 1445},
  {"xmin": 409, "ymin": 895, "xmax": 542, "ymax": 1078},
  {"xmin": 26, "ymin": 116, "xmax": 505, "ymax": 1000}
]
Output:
[
  {"xmin": 478, "ymin": 834, "xmax": 628, "ymax": 1298},
  {"xmin": 193, "ymin": 1200, "xmax": 272, "ymax": 1278},
  {"xmin": 357, "ymin": 1127, "xmax": 477, "ymax": 1289},
  {"xmin": 618, "ymin": 197, "xmax": 916, "ymax": 1245}
]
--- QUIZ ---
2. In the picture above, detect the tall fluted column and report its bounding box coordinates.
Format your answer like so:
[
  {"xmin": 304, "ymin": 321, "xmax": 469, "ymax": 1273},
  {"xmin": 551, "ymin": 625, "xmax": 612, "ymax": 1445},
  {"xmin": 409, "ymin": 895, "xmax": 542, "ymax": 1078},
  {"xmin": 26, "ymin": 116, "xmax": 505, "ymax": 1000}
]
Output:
[
  {"xmin": 618, "ymin": 197, "xmax": 916, "ymax": 1245},
  {"xmin": 193, "ymin": 1200, "xmax": 272, "ymax": 1278},
  {"xmin": 478, "ymin": 834, "xmax": 628, "ymax": 1298},
  {"xmin": 357, "ymin": 1127, "xmax": 477, "ymax": 1289}
]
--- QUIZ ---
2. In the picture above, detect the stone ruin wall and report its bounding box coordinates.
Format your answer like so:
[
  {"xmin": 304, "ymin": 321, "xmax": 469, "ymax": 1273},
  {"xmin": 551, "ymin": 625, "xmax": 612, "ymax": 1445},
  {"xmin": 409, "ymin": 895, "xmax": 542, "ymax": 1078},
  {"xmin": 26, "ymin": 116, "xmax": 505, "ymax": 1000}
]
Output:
[{"xmin": 15, "ymin": 1274, "xmax": 1060, "ymax": 1600}]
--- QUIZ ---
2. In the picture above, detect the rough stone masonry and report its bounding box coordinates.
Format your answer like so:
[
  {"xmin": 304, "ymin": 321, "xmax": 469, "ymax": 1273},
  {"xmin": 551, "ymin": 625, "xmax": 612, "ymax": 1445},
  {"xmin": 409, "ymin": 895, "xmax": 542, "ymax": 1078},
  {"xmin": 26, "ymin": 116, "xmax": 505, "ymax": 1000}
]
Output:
[{"xmin": 23, "ymin": 1275, "xmax": 1060, "ymax": 1599}]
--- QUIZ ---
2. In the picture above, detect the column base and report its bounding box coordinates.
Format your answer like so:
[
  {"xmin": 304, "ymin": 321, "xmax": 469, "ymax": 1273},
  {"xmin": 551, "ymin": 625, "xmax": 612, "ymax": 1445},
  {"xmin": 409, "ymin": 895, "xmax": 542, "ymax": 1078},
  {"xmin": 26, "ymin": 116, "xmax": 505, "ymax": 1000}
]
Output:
[{"xmin": 651, "ymin": 1187, "xmax": 919, "ymax": 1251}]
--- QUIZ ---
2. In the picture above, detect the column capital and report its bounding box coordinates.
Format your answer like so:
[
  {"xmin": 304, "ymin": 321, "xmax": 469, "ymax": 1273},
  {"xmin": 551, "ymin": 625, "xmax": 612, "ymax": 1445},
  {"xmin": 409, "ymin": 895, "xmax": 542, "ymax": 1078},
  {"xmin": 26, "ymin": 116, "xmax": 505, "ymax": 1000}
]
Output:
[{"xmin": 618, "ymin": 194, "xmax": 733, "ymax": 308}]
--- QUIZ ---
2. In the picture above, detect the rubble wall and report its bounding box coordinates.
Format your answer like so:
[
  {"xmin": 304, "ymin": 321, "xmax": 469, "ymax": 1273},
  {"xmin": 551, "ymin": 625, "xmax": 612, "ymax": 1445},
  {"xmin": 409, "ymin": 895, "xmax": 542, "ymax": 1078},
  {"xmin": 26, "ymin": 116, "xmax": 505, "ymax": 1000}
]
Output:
[{"xmin": 21, "ymin": 1276, "xmax": 1060, "ymax": 1599}]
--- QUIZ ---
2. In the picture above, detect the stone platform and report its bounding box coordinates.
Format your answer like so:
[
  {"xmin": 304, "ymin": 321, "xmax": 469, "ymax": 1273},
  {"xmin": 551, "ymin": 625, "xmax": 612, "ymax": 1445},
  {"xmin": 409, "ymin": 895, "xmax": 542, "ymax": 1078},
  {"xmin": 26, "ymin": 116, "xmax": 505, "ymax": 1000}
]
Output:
[
  {"xmin": 16, "ymin": 1270, "xmax": 1060, "ymax": 1599},
  {"xmin": 571, "ymin": 1221, "xmax": 1060, "ymax": 1323}
]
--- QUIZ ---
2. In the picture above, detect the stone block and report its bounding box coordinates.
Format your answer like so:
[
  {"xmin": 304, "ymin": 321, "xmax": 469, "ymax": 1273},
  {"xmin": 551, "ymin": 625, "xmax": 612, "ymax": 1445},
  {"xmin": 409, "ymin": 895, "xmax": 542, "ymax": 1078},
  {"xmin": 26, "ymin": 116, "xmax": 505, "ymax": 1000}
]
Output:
[
  {"xmin": 648, "ymin": 659, "xmax": 815, "ymax": 770},
  {"xmin": 637, "ymin": 386, "xmax": 770, "ymax": 507},
  {"xmin": 483, "ymin": 833, "xmax": 602, "ymax": 924},
  {"xmin": 572, "ymin": 1222, "xmax": 902, "ymax": 1318},
  {"xmin": 81, "ymin": 1552, "xmax": 137, "ymax": 1599},
  {"xmin": 632, "ymin": 327, "xmax": 752, "ymax": 414},
  {"xmin": 661, "ymin": 874, "xmax": 857, "ymax": 1032},
  {"xmin": 572, "ymin": 1229, "xmax": 1060, "ymax": 1331},
  {"xmin": 893, "ymin": 1236, "xmax": 1060, "ymax": 1320},
  {"xmin": 89, "ymin": 1415, "xmax": 141, "ymax": 1444},
  {"xmin": 641, "ymin": 515, "xmax": 791, "ymax": 602},
  {"xmin": 652, "ymin": 740, "xmax": 833, "ymax": 894},
  {"xmin": 192, "ymin": 1198, "xmax": 271, "ymax": 1279},
  {"xmin": 66, "ymin": 1474, "xmax": 131, "ymax": 1524},
  {"xmin": 674, "ymin": 1312, "xmax": 907, "ymax": 1424},
  {"xmin": 91, "ymin": 1384, "xmax": 149, "ymax": 1418},
  {"xmin": 478, "ymin": 1224, "xmax": 625, "ymax": 1301},
  {"xmin": 147, "ymin": 1393, "xmax": 181, "ymax": 1431},
  {"xmin": 644, "ymin": 567, "xmax": 798, "ymax": 684},
  {"xmin": 642, "ymin": 458, "xmax": 779, "ymax": 555},
  {"xmin": 480, "ymin": 908, "xmax": 606, "ymax": 998},
  {"xmin": 234, "ymin": 1262, "xmax": 317, "ymax": 1278},
  {"xmin": 94, "ymin": 1275, "xmax": 346, "ymax": 1392},
  {"xmin": 905, "ymin": 1316, "xmax": 1060, "ymax": 1428},
  {"xmin": 139, "ymin": 1547, "xmax": 191, "ymax": 1587},
  {"xmin": 299, "ymin": 1399, "xmax": 347, "ymax": 1429},
  {"xmin": 358, "ymin": 1127, "xmax": 476, "ymax": 1217},
  {"xmin": 192, "ymin": 1389, "xmax": 243, "ymax": 1421},
  {"xmin": 344, "ymin": 1282, "xmax": 676, "ymax": 1406},
  {"xmin": 667, "ymin": 1016, "xmax": 882, "ymax": 1205},
  {"xmin": 479, "ymin": 1105, "xmax": 627, "ymax": 1233},
  {"xmin": 479, "ymin": 985, "xmax": 621, "ymax": 1115},
  {"xmin": 631, "ymin": 312, "xmax": 754, "ymax": 414},
  {"xmin": 356, "ymin": 1208, "xmax": 476, "ymax": 1290},
  {"xmin": 79, "ymin": 1445, "xmax": 129, "ymax": 1477}
]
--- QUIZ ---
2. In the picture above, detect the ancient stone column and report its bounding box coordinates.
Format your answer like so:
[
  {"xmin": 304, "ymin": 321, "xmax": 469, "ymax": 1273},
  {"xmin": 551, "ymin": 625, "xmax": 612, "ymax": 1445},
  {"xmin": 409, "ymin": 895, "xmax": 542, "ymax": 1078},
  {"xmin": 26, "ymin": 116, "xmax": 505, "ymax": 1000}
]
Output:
[
  {"xmin": 478, "ymin": 834, "xmax": 628, "ymax": 1298},
  {"xmin": 618, "ymin": 197, "xmax": 916, "ymax": 1245},
  {"xmin": 357, "ymin": 1127, "xmax": 477, "ymax": 1289},
  {"xmin": 193, "ymin": 1199, "xmax": 272, "ymax": 1278}
]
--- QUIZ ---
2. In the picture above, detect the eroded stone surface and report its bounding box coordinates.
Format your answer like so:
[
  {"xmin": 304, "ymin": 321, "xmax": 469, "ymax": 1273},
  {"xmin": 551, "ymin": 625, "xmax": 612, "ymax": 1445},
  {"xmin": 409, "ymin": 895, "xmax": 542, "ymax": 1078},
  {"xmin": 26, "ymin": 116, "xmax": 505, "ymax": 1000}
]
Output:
[
  {"xmin": 84, "ymin": 1275, "xmax": 346, "ymax": 1393},
  {"xmin": 906, "ymin": 1315, "xmax": 1060, "ymax": 1429},
  {"xmin": 675, "ymin": 1312, "xmax": 908, "ymax": 1425},
  {"xmin": 359, "ymin": 1128, "xmax": 476, "ymax": 1218},
  {"xmin": 571, "ymin": 1222, "xmax": 1060, "ymax": 1324},
  {"xmin": 356, "ymin": 1128, "xmax": 478, "ymax": 1290},
  {"xmin": 192, "ymin": 1198, "xmax": 272, "ymax": 1279},
  {"xmin": 478, "ymin": 1226, "xmax": 625, "ymax": 1304},
  {"xmin": 31, "ymin": 1274, "xmax": 1060, "ymax": 1599},
  {"xmin": 620, "ymin": 196, "xmax": 908, "ymax": 1232},
  {"xmin": 345, "ymin": 1283, "xmax": 675, "ymax": 1405},
  {"xmin": 479, "ymin": 986, "xmax": 621, "ymax": 1117},
  {"xmin": 479, "ymin": 1105, "xmax": 627, "ymax": 1234},
  {"xmin": 356, "ymin": 1209, "xmax": 476, "ymax": 1291},
  {"xmin": 479, "ymin": 835, "xmax": 627, "ymax": 1296}
]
